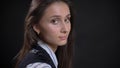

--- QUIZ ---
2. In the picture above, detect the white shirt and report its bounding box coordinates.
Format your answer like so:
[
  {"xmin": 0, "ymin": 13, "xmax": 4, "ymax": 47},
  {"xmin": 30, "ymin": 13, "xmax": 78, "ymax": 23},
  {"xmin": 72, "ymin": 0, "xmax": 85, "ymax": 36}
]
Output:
[{"xmin": 26, "ymin": 40, "xmax": 58, "ymax": 68}]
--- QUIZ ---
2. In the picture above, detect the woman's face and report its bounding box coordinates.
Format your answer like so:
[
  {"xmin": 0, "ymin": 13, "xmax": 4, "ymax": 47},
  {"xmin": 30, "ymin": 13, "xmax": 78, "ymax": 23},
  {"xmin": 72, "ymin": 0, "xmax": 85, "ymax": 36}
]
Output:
[{"xmin": 34, "ymin": 2, "xmax": 71, "ymax": 47}]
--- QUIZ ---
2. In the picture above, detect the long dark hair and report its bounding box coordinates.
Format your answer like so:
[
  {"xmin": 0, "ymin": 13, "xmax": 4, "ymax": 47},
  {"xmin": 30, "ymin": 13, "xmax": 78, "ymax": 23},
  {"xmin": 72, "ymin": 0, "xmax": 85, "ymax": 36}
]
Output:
[{"xmin": 15, "ymin": 0, "xmax": 74, "ymax": 68}]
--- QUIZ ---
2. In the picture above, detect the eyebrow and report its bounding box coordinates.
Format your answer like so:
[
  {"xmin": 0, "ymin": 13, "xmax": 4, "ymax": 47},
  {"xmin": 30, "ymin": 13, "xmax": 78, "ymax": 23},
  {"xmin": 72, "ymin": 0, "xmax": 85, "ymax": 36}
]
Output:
[{"xmin": 50, "ymin": 14, "xmax": 71, "ymax": 18}]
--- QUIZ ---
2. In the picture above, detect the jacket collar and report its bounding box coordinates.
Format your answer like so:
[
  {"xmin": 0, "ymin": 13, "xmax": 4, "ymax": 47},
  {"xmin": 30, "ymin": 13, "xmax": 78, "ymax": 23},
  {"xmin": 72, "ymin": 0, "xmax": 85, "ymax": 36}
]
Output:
[{"xmin": 37, "ymin": 40, "xmax": 58, "ymax": 68}]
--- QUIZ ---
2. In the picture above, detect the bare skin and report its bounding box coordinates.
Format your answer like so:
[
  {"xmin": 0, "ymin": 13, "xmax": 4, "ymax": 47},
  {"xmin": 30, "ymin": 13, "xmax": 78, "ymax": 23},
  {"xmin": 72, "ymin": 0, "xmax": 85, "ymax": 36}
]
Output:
[{"xmin": 33, "ymin": 2, "xmax": 71, "ymax": 52}]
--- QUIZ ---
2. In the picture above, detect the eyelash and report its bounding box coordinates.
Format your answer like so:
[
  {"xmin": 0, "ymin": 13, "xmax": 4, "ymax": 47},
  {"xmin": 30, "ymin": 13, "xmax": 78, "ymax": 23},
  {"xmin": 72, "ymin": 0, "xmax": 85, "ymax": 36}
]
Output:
[
  {"xmin": 65, "ymin": 18, "xmax": 70, "ymax": 23},
  {"xmin": 50, "ymin": 17, "xmax": 70, "ymax": 25},
  {"xmin": 50, "ymin": 19, "xmax": 59, "ymax": 25}
]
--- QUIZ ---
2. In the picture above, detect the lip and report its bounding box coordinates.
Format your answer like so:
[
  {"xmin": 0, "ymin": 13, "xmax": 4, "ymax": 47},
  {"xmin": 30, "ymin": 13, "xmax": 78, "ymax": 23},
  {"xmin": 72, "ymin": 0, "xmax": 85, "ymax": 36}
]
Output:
[{"xmin": 59, "ymin": 36, "xmax": 67, "ymax": 40}]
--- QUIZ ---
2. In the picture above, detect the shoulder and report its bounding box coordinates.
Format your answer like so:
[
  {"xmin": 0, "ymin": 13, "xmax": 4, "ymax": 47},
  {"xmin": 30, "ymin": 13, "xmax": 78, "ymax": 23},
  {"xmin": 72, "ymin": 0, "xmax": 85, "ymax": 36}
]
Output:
[
  {"xmin": 19, "ymin": 49, "xmax": 50, "ymax": 68},
  {"xmin": 26, "ymin": 62, "xmax": 52, "ymax": 68}
]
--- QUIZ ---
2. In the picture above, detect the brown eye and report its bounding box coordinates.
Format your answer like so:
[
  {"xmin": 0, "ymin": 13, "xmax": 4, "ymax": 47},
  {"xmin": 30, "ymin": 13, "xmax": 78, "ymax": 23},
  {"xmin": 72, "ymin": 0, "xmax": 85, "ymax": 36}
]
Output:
[
  {"xmin": 51, "ymin": 19, "xmax": 56, "ymax": 23},
  {"xmin": 64, "ymin": 18, "xmax": 70, "ymax": 23},
  {"xmin": 50, "ymin": 18, "xmax": 59, "ymax": 25}
]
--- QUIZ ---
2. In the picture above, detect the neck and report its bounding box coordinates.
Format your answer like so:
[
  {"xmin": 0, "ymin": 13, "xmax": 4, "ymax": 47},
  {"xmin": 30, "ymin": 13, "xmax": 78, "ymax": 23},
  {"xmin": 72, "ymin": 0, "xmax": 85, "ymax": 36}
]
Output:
[
  {"xmin": 48, "ymin": 44, "xmax": 58, "ymax": 52},
  {"xmin": 38, "ymin": 40, "xmax": 58, "ymax": 52}
]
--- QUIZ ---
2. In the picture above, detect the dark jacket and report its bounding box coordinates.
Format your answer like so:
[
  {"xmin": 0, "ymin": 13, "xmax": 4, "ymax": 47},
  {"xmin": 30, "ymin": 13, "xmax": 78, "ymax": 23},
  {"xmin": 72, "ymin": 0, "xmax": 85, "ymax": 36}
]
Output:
[{"xmin": 18, "ymin": 44, "xmax": 56, "ymax": 68}]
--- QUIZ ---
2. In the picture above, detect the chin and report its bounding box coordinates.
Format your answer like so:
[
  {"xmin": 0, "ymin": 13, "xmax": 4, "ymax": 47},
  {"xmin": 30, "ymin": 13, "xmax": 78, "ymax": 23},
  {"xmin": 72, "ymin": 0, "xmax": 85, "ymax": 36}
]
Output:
[{"xmin": 57, "ymin": 41, "xmax": 67, "ymax": 46}]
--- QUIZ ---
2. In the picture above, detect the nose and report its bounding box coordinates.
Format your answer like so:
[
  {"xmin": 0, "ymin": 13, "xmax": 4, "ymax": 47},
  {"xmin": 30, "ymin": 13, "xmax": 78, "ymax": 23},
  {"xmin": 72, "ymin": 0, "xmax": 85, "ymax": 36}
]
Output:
[{"xmin": 60, "ymin": 23, "xmax": 68, "ymax": 34}]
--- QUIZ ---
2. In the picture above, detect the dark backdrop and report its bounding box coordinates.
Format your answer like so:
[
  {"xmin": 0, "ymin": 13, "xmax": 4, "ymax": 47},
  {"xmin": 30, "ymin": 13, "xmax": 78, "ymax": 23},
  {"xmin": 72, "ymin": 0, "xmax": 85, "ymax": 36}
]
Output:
[{"xmin": 1, "ymin": 0, "xmax": 120, "ymax": 68}]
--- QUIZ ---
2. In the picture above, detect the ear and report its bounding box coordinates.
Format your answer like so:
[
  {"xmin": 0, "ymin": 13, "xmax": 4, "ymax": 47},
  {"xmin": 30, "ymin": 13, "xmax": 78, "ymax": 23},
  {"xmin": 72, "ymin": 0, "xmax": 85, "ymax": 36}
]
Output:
[{"xmin": 33, "ymin": 24, "xmax": 40, "ymax": 34}]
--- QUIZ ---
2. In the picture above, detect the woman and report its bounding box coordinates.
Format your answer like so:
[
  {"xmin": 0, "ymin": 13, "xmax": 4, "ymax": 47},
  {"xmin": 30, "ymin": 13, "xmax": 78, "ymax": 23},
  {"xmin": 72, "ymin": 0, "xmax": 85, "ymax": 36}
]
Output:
[{"xmin": 15, "ymin": 0, "xmax": 74, "ymax": 68}]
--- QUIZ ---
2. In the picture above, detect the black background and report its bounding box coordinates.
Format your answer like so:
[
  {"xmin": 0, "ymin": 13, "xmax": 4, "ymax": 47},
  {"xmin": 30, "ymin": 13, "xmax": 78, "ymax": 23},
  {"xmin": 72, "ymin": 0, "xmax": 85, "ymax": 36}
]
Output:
[{"xmin": 1, "ymin": 0, "xmax": 120, "ymax": 68}]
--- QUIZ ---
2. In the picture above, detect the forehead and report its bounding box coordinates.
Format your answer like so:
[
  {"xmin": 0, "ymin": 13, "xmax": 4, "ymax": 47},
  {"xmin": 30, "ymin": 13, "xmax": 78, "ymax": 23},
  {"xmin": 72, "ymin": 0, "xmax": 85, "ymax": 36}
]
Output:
[{"xmin": 43, "ymin": 2, "xmax": 70, "ymax": 17}]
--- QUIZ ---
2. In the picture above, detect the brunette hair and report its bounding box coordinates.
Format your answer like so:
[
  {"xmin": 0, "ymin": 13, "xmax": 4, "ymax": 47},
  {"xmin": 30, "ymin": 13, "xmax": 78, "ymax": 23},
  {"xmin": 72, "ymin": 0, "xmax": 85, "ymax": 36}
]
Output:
[{"xmin": 15, "ymin": 0, "xmax": 74, "ymax": 68}]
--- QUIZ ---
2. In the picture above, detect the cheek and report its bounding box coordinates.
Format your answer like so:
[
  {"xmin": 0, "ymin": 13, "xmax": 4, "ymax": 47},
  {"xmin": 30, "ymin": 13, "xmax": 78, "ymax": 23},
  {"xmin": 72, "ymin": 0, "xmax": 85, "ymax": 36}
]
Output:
[
  {"xmin": 48, "ymin": 25, "xmax": 60, "ymax": 35},
  {"xmin": 41, "ymin": 25, "xmax": 60, "ymax": 45},
  {"xmin": 68, "ymin": 23, "xmax": 71, "ymax": 33},
  {"xmin": 41, "ymin": 24, "xmax": 60, "ymax": 39},
  {"xmin": 49, "ymin": 26, "xmax": 59, "ymax": 33}
]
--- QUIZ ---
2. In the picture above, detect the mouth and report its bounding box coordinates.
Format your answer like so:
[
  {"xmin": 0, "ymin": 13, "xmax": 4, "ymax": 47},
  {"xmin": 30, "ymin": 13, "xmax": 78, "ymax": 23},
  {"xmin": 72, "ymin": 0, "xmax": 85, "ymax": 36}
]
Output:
[{"xmin": 58, "ymin": 36, "xmax": 67, "ymax": 40}]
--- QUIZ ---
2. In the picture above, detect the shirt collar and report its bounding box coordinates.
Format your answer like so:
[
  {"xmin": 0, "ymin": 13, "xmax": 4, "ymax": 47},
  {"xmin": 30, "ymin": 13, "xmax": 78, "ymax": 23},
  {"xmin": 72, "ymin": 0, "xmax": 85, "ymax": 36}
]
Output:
[{"xmin": 37, "ymin": 40, "xmax": 58, "ymax": 68}]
